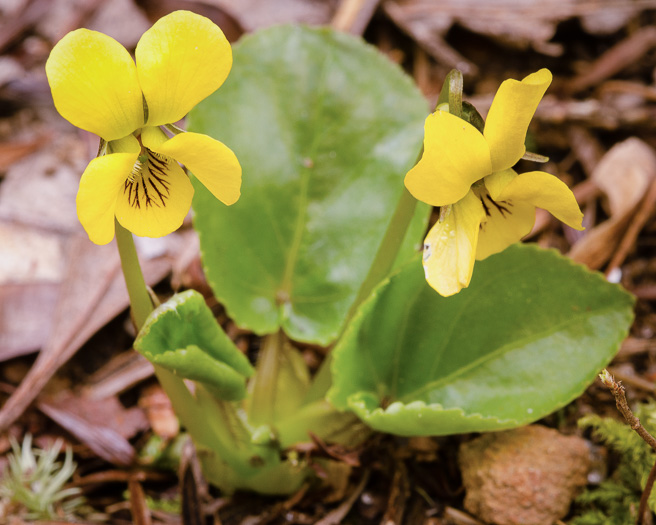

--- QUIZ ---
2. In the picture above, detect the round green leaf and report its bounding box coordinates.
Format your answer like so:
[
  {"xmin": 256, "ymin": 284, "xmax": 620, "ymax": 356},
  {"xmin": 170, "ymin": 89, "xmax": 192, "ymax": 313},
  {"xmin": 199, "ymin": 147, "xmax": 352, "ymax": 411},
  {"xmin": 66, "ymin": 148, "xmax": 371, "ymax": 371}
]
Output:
[
  {"xmin": 188, "ymin": 25, "xmax": 429, "ymax": 345},
  {"xmin": 328, "ymin": 244, "xmax": 635, "ymax": 435},
  {"xmin": 135, "ymin": 290, "xmax": 254, "ymax": 401}
]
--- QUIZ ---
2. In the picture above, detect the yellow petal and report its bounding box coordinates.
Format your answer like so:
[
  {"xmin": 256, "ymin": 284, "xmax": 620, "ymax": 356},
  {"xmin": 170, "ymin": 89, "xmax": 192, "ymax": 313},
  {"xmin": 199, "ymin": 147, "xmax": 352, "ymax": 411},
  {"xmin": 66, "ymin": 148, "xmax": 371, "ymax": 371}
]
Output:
[
  {"xmin": 475, "ymin": 187, "xmax": 536, "ymax": 260},
  {"xmin": 114, "ymin": 148, "xmax": 194, "ymax": 238},
  {"xmin": 46, "ymin": 29, "xmax": 144, "ymax": 141},
  {"xmin": 483, "ymin": 69, "xmax": 552, "ymax": 173},
  {"xmin": 483, "ymin": 168, "xmax": 516, "ymax": 201},
  {"xmin": 140, "ymin": 125, "xmax": 168, "ymax": 149},
  {"xmin": 497, "ymin": 171, "xmax": 584, "ymax": 230},
  {"xmin": 146, "ymin": 130, "xmax": 241, "ymax": 205},
  {"xmin": 422, "ymin": 190, "xmax": 486, "ymax": 297},
  {"xmin": 136, "ymin": 10, "xmax": 232, "ymax": 126},
  {"xmin": 108, "ymin": 134, "xmax": 142, "ymax": 154},
  {"xmin": 405, "ymin": 111, "xmax": 492, "ymax": 207},
  {"xmin": 76, "ymin": 135, "xmax": 140, "ymax": 244}
]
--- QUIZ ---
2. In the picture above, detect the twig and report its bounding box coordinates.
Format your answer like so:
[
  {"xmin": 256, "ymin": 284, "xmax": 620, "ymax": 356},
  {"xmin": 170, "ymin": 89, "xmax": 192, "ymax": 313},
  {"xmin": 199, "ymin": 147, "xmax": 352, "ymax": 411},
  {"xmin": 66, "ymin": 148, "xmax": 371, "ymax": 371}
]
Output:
[
  {"xmin": 607, "ymin": 366, "xmax": 656, "ymax": 393},
  {"xmin": 599, "ymin": 369, "xmax": 656, "ymax": 524},
  {"xmin": 642, "ymin": 463, "xmax": 656, "ymax": 525}
]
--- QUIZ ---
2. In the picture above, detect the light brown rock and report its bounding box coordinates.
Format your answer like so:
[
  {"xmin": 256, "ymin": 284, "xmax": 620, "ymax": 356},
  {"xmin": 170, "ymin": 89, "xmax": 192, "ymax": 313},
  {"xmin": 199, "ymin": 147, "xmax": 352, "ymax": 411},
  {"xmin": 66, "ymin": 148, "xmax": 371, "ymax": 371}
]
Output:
[{"xmin": 458, "ymin": 425, "xmax": 591, "ymax": 525}]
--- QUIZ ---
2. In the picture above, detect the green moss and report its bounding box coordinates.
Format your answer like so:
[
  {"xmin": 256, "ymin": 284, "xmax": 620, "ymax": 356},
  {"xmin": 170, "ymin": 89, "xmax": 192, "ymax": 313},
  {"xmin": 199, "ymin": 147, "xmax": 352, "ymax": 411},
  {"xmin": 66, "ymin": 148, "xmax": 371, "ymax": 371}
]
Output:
[
  {"xmin": 0, "ymin": 434, "xmax": 86, "ymax": 521},
  {"xmin": 570, "ymin": 402, "xmax": 656, "ymax": 524}
]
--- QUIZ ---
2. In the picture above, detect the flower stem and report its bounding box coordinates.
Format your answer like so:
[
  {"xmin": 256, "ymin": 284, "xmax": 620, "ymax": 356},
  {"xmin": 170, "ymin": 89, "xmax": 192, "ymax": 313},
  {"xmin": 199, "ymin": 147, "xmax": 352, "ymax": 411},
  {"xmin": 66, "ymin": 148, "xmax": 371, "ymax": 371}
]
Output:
[
  {"xmin": 115, "ymin": 222, "xmax": 271, "ymax": 479},
  {"xmin": 248, "ymin": 331, "xmax": 285, "ymax": 426},
  {"xmin": 115, "ymin": 220, "xmax": 153, "ymax": 330},
  {"xmin": 307, "ymin": 72, "xmax": 465, "ymax": 403},
  {"xmin": 305, "ymin": 184, "xmax": 419, "ymax": 403},
  {"xmin": 350, "ymin": 186, "xmax": 418, "ymax": 315}
]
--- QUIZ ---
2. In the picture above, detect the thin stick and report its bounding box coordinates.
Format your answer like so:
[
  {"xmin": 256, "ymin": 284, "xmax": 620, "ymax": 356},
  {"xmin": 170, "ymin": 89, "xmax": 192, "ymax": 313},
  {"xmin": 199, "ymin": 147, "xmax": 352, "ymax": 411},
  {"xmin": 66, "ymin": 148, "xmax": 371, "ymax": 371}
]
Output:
[
  {"xmin": 640, "ymin": 462, "xmax": 656, "ymax": 525},
  {"xmin": 599, "ymin": 369, "xmax": 656, "ymax": 524}
]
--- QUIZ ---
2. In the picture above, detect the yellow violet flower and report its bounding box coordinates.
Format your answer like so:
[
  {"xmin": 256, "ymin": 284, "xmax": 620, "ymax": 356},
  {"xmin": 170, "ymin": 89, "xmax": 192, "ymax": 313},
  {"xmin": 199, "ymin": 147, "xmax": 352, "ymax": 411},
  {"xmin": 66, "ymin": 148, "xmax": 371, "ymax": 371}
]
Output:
[
  {"xmin": 405, "ymin": 69, "xmax": 584, "ymax": 297},
  {"xmin": 46, "ymin": 10, "xmax": 241, "ymax": 245}
]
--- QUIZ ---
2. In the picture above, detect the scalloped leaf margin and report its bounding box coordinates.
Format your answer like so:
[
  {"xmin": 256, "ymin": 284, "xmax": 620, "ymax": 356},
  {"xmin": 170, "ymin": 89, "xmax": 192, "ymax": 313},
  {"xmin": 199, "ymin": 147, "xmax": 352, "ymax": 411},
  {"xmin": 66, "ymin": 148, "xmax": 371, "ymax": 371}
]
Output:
[{"xmin": 328, "ymin": 244, "xmax": 635, "ymax": 436}]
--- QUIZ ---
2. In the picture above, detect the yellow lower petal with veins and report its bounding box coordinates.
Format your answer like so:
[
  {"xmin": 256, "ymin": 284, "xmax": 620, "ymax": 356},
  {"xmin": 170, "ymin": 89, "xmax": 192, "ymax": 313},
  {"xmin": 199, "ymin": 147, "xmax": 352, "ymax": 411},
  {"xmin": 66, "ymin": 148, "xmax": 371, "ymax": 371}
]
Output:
[
  {"xmin": 483, "ymin": 168, "xmax": 516, "ymax": 201},
  {"xmin": 475, "ymin": 188, "xmax": 536, "ymax": 260},
  {"xmin": 150, "ymin": 131, "xmax": 241, "ymax": 206},
  {"xmin": 405, "ymin": 111, "xmax": 492, "ymax": 207},
  {"xmin": 77, "ymin": 151, "xmax": 139, "ymax": 245},
  {"xmin": 140, "ymin": 126, "xmax": 168, "ymax": 150},
  {"xmin": 114, "ymin": 149, "xmax": 194, "ymax": 238},
  {"xmin": 497, "ymin": 171, "xmax": 584, "ymax": 230},
  {"xmin": 422, "ymin": 190, "xmax": 486, "ymax": 297}
]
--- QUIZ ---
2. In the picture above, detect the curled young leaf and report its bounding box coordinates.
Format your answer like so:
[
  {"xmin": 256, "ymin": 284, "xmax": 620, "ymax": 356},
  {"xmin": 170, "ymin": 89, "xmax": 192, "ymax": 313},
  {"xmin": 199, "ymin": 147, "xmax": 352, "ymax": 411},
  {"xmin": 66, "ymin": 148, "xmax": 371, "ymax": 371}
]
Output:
[{"xmin": 135, "ymin": 290, "xmax": 254, "ymax": 401}]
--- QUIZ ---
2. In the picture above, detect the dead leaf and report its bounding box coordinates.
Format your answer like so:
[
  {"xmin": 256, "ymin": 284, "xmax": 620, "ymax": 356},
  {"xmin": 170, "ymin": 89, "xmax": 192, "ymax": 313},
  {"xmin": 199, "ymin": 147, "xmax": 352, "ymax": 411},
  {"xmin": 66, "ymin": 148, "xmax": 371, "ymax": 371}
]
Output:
[
  {"xmin": 133, "ymin": 0, "xmax": 244, "ymax": 42},
  {"xmin": 605, "ymin": 173, "xmax": 656, "ymax": 274},
  {"xmin": 0, "ymin": 221, "xmax": 66, "ymax": 284},
  {"xmin": 332, "ymin": 0, "xmax": 381, "ymax": 35},
  {"xmin": 0, "ymin": 56, "xmax": 24, "ymax": 90},
  {"xmin": 578, "ymin": 2, "xmax": 645, "ymax": 34},
  {"xmin": 0, "ymin": 282, "xmax": 59, "ymax": 361},
  {"xmin": 139, "ymin": 383, "xmax": 180, "ymax": 439},
  {"xmin": 85, "ymin": 0, "xmax": 151, "ymax": 49},
  {"xmin": 566, "ymin": 26, "xmax": 656, "ymax": 94},
  {"xmin": 34, "ymin": 0, "xmax": 121, "ymax": 46},
  {"xmin": 0, "ymin": 235, "xmax": 172, "ymax": 433},
  {"xmin": 382, "ymin": 0, "xmax": 656, "ymax": 60},
  {"xmin": 209, "ymin": 0, "xmax": 333, "ymax": 31},
  {"xmin": 383, "ymin": 1, "xmax": 477, "ymax": 76},
  {"xmin": 43, "ymin": 391, "xmax": 148, "ymax": 438},
  {"xmin": 0, "ymin": 135, "xmax": 50, "ymax": 171},
  {"xmin": 83, "ymin": 350, "xmax": 154, "ymax": 400},
  {"xmin": 0, "ymin": 0, "xmax": 50, "ymax": 54},
  {"xmin": 37, "ymin": 392, "xmax": 148, "ymax": 466},
  {"xmin": 569, "ymin": 138, "xmax": 656, "ymax": 269},
  {"xmin": 0, "ymin": 138, "xmax": 84, "ymax": 233}
]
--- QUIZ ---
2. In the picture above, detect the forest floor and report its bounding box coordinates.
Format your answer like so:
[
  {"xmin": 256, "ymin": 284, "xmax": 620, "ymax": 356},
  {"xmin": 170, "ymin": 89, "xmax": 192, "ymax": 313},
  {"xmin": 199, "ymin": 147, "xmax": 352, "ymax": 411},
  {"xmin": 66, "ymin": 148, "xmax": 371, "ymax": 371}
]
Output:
[{"xmin": 1, "ymin": 0, "xmax": 656, "ymax": 524}]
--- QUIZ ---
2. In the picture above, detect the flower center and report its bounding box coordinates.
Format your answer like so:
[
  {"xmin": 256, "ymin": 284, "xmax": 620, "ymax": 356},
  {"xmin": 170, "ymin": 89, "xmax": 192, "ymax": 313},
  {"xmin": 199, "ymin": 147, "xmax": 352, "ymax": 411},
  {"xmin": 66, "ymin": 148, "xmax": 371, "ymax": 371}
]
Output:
[
  {"xmin": 480, "ymin": 194, "xmax": 513, "ymax": 218},
  {"xmin": 124, "ymin": 148, "xmax": 172, "ymax": 210}
]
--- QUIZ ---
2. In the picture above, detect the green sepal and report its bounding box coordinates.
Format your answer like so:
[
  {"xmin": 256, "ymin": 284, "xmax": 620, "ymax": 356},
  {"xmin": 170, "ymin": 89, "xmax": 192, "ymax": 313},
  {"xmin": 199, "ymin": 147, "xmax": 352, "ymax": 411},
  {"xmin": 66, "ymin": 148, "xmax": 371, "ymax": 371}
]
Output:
[
  {"xmin": 462, "ymin": 101, "xmax": 485, "ymax": 133},
  {"xmin": 522, "ymin": 151, "xmax": 550, "ymax": 163},
  {"xmin": 437, "ymin": 69, "xmax": 463, "ymax": 117}
]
